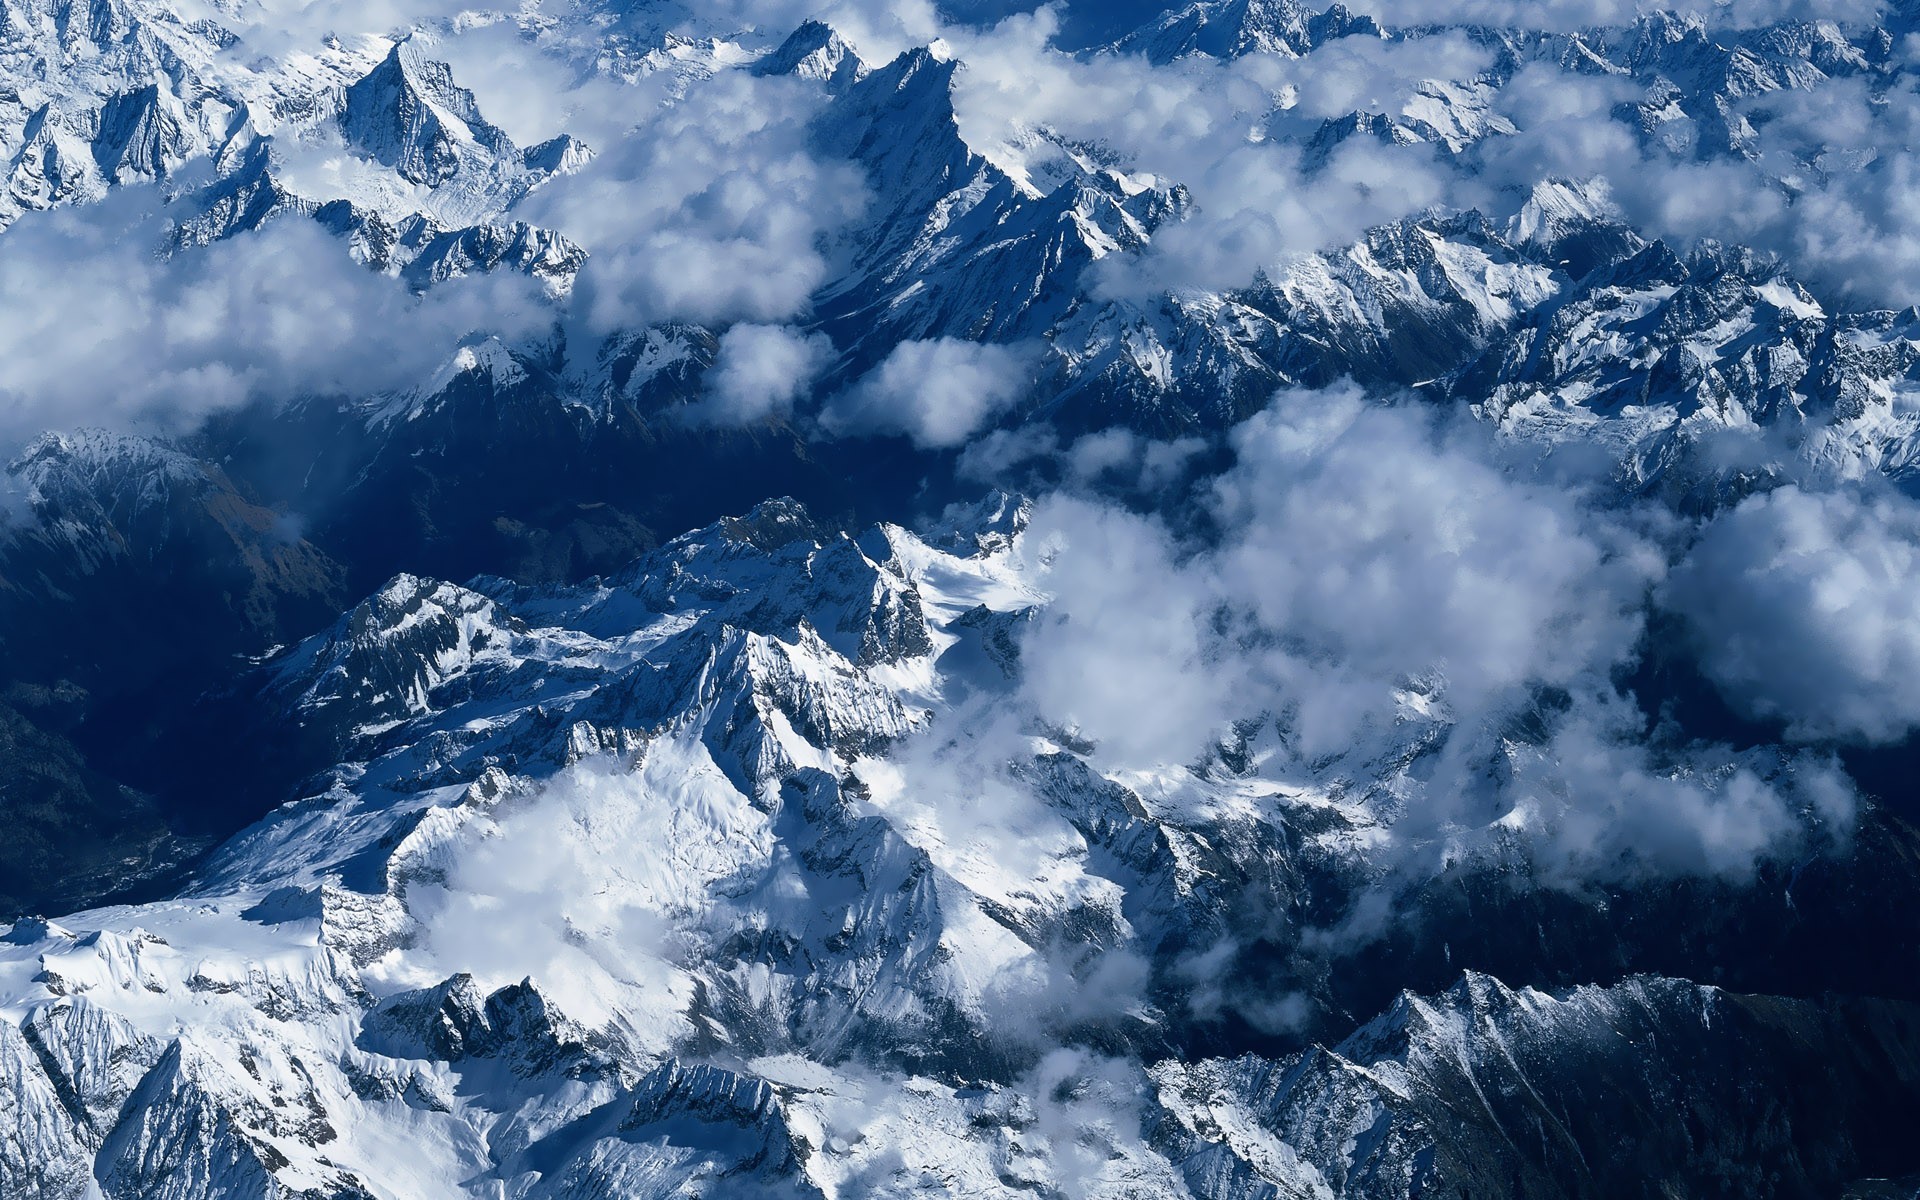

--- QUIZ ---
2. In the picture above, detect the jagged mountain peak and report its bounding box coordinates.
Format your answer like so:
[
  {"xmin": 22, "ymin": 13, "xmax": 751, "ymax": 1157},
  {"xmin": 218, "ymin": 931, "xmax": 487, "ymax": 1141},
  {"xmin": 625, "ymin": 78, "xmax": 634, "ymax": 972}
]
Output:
[
  {"xmin": 520, "ymin": 130, "xmax": 592, "ymax": 174},
  {"xmin": 422, "ymin": 336, "xmax": 533, "ymax": 391},
  {"xmin": 841, "ymin": 42, "xmax": 964, "ymax": 116},
  {"xmin": 819, "ymin": 40, "xmax": 970, "ymax": 170},
  {"xmin": 4, "ymin": 428, "xmax": 213, "ymax": 517},
  {"xmin": 1302, "ymin": 110, "xmax": 1425, "ymax": 168},
  {"xmin": 353, "ymin": 334, "xmax": 559, "ymax": 432},
  {"xmin": 714, "ymin": 494, "xmax": 834, "ymax": 552},
  {"xmin": 1629, "ymin": 8, "xmax": 1712, "ymax": 46},
  {"xmin": 1109, "ymin": 0, "xmax": 1383, "ymax": 64},
  {"xmin": 934, "ymin": 489, "xmax": 1034, "ymax": 556},
  {"xmin": 752, "ymin": 17, "xmax": 868, "ymax": 90},
  {"xmin": 356, "ymin": 39, "xmax": 494, "ymax": 130},
  {"xmin": 1508, "ymin": 177, "xmax": 1620, "ymax": 240},
  {"xmin": 0, "ymin": 916, "xmax": 74, "ymax": 945},
  {"xmin": 12, "ymin": 0, "xmax": 152, "ymax": 63},
  {"xmin": 1505, "ymin": 176, "xmax": 1646, "ymax": 277},
  {"xmin": 8, "ymin": 3, "xmax": 1920, "ymax": 1196},
  {"xmin": 1152, "ymin": 971, "xmax": 1920, "ymax": 1200},
  {"xmin": 91, "ymin": 80, "xmax": 190, "ymax": 181},
  {"xmin": 361, "ymin": 971, "xmax": 610, "ymax": 1073},
  {"xmin": 340, "ymin": 38, "xmax": 519, "ymax": 187},
  {"xmin": 266, "ymin": 572, "xmax": 520, "ymax": 733}
]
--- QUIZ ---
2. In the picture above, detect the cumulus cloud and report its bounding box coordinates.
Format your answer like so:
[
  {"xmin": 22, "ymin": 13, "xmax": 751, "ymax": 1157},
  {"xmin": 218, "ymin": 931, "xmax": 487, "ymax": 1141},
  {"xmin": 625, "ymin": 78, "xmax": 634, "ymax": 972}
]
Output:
[
  {"xmin": 426, "ymin": 20, "xmax": 633, "ymax": 148},
  {"xmin": 1020, "ymin": 385, "xmax": 1656, "ymax": 763},
  {"xmin": 1518, "ymin": 694, "xmax": 1856, "ymax": 879},
  {"xmin": 956, "ymin": 425, "xmax": 1210, "ymax": 496},
  {"xmin": 820, "ymin": 337, "xmax": 1038, "ymax": 447},
  {"xmin": 1017, "ymin": 496, "xmax": 1234, "ymax": 765},
  {"xmin": 0, "ymin": 194, "xmax": 550, "ymax": 447},
  {"xmin": 1012, "ymin": 385, "xmax": 1849, "ymax": 885},
  {"xmin": 1099, "ymin": 135, "xmax": 1455, "ymax": 297},
  {"xmin": 1665, "ymin": 485, "xmax": 1920, "ymax": 745},
  {"xmin": 682, "ymin": 323, "xmax": 834, "ymax": 428},
  {"xmin": 1064, "ymin": 428, "xmax": 1208, "ymax": 492},
  {"xmin": 1209, "ymin": 390, "xmax": 1657, "ymax": 753},
  {"xmin": 956, "ymin": 423, "xmax": 1064, "ymax": 484}
]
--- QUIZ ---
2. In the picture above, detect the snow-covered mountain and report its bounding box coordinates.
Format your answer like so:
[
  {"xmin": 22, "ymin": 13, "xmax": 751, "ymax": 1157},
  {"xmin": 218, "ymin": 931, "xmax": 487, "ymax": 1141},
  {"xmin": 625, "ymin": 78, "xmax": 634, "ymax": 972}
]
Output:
[
  {"xmin": 5, "ymin": 0, "xmax": 1912, "ymax": 459},
  {"xmin": 6, "ymin": 497, "xmax": 1919, "ymax": 1198},
  {"xmin": 7, "ymin": 0, "xmax": 1920, "ymax": 1195}
]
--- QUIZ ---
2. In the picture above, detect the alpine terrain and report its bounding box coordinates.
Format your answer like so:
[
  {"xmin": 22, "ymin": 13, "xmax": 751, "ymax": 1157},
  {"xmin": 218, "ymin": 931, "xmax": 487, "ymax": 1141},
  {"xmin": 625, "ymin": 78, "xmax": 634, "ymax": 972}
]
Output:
[{"xmin": 3, "ymin": 0, "xmax": 1920, "ymax": 1196}]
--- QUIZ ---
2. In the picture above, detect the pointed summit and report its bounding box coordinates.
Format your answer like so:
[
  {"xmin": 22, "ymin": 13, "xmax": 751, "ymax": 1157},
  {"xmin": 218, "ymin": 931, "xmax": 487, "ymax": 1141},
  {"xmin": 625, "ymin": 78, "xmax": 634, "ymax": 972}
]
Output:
[
  {"xmin": 340, "ymin": 39, "xmax": 517, "ymax": 186},
  {"xmin": 753, "ymin": 19, "xmax": 868, "ymax": 92},
  {"xmin": 521, "ymin": 132, "xmax": 592, "ymax": 175},
  {"xmin": 812, "ymin": 44, "xmax": 972, "ymax": 188},
  {"xmin": 1506, "ymin": 178, "xmax": 1644, "ymax": 278},
  {"xmin": 92, "ymin": 82, "xmax": 189, "ymax": 181}
]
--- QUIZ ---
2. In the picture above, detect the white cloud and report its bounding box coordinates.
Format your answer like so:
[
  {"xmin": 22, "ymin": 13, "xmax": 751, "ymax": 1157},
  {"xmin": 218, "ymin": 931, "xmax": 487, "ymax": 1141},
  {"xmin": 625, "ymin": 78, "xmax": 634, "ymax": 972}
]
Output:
[
  {"xmin": 1011, "ymin": 385, "xmax": 1846, "ymax": 885},
  {"xmin": 387, "ymin": 747, "xmax": 754, "ymax": 1036},
  {"xmin": 1021, "ymin": 386, "xmax": 1657, "ymax": 764},
  {"xmin": 683, "ymin": 323, "xmax": 834, "ymax": 428},
  {"xmin": 1017, "ymin": 495, "xmax": 1234, "ymax": 765},
  {"xmin": 820, "ymin": 337, "xmax": 1037, "ymax": 447},
  {"xmin": 1666, "ymin": 485, "xmax": 1920, "ymax": 745},
  {"xmin": 1211, "ymin": 388, "xmax": 1658, "ymax": 751},
  {"xmin": 0, "ymin": 194, "xmax": 550, "ymax": 447},
  {"xmin": 1519, "ymin": 696, "xmax": 1855, "ymax": 880},
  {"xmin": 955, "ymin": 422, "xmax": 1062, "ymax": 483},
  {"xmin": 522, "ymin": 69, "xmax": 871, "ymax": 335},
  {"xmin": 425, "ymin": 21, "xmax": 633, "ymax": 148},
  {"xmin": 1064, "ymin": 428, "xmax": 1208, "ymax": 491}
]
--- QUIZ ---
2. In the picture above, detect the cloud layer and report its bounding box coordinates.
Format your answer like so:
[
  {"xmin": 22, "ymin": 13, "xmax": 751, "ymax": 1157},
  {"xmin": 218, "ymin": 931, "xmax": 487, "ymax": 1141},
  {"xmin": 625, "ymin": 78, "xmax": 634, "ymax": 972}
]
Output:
[
  {"xmin": 10, "ymin": 0, "xmax": 1920, "ymax": 453},
  {"xmin": 1011, "ymin": 387, "xmax": 1856, "ymax": 886},
  {"xmin": 0, "ymin": 196, "xmax": 550, "ymax": 445},
  {"xmin": 0, "ymin": 0, "xmax": 1907, "ymax": 907}
]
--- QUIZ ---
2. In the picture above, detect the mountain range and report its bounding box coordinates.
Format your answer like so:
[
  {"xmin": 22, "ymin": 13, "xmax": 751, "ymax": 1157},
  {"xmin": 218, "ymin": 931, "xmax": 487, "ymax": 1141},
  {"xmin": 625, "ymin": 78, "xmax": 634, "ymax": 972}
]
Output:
[{"xmin": 4, "ymin": 0, "xmax": 1920, "ymax": 1196}]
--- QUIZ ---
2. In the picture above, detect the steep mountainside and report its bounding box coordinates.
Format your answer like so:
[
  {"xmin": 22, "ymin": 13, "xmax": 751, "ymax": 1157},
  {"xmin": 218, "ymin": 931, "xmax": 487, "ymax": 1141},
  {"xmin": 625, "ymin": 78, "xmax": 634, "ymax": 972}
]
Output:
[
  {"xmin": 4, "ymin": 1, "xmax": 1920, "ymax": 1196},
  {"xmin": 4, "ymin": 500, "xmax": 1919, "ymax": 1198}
]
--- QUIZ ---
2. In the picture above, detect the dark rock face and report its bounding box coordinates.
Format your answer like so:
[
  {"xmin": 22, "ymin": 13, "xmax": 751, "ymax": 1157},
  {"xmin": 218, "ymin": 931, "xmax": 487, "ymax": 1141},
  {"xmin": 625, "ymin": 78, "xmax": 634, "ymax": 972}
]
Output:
[
  {"xmin": 1153, "ymin": 974, "xmax": 1920, "ymax": 1200},
  {"xmin": 340, "ymin": 41, "xmax": 520, "ymax": 188},
  {"xmin": 0, "ymin": 700, "xmax": 193, "ymax": 917},
  {"xmin": 0, "ymin": 432, "xmax": 347, "ymax": 702},
  {"xmin": 0, "ymin": 433, "xmax": 346, "ymax": 911}
]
